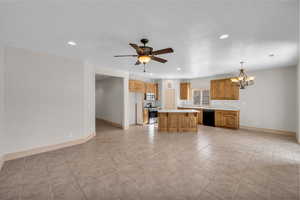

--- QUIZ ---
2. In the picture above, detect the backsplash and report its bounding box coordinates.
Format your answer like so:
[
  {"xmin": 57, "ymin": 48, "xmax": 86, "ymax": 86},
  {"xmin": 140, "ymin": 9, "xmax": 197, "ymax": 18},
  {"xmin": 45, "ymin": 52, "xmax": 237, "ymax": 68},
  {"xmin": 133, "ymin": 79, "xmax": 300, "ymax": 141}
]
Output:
[
  {"xmin": 210, "ymin": 100, "xmax": 240, "ymax": 109},
  {"xmin": 179, "ymin": 99, "xmax": 241, "ymax": 109}
]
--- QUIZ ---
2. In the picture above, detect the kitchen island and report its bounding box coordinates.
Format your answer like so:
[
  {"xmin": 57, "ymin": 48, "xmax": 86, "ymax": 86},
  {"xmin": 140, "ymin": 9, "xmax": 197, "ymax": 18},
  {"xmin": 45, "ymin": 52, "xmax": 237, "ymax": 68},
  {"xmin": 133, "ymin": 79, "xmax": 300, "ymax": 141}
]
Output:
[{"xmin": 158, "ymin": 109, "xmax": 199, "ymax": 132}]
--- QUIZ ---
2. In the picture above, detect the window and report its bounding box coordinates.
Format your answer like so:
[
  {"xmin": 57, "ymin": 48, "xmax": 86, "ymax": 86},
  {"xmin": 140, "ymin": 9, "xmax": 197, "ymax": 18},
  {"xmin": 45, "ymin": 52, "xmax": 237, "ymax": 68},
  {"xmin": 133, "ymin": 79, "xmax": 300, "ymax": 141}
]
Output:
[{"xmin": 193, "ymin": 89, "xmax": 210, "ymax": 105}]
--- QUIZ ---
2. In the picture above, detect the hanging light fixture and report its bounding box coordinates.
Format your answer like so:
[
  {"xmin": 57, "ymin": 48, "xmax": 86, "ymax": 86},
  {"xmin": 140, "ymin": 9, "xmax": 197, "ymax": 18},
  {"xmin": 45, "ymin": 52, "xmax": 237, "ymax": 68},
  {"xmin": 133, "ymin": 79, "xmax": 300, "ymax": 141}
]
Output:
[{"xmin": 231, "ymin": 61, "xmax": 255, "ymax": 89}]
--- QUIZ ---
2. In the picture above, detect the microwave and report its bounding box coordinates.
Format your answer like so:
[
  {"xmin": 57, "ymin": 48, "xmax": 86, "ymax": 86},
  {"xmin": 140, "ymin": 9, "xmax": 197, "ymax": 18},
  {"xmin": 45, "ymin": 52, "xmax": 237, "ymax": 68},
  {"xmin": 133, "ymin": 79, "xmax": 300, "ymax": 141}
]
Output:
[{"xmin": 145, "ymin": 93, "xmax": 155, "ymax": 101}]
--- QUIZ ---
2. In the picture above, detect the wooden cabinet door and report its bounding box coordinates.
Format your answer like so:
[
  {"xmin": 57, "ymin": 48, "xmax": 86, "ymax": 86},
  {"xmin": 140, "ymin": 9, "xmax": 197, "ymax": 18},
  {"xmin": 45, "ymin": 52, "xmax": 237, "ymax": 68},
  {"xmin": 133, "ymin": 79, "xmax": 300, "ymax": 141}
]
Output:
[
  {"xmin": 145, "ymin": 83, "xmax": 150, "ymax": 93},
  {"xmin": 224, "ymin": 79, "xmax": 239, "ymax": 100},
  {"xmin": 210, "ymin": 80, "xmax": 217, "ymax": 99},
  {"xmin": 158, "ymin": 113, "xmax": 168, "ymax": 132},
  {"xmin": 129, "ymin": 80, "xmax": 135, "ymax": 92},
  {"xmin": 168, "ymin": 113, "xmax": 179, "ymax": 132},
  {"xmin": 217, "ymin": 80, "xmax": 225, "ymax": 99},
  {"xmin": 198, "ymin": 109, "xmax": 203, "ymax": 124},
  {"xmin": 211, "ymin": 78, "xmax": 239, "ymax": 100},
  {"xmin": 151, "ymin": 83, "xmax": 156, "ymax": 93},
  {"xmin": 178, "ymin": 113, "xmax": 188, "ymax": 132},
  {"xmin": 211, "ymin": 80, "xmax": 224, "ymax": 99},
  {"xmin": 129, "ymin": 80, "xmax": 145, "ymax": 93},
  {"xmin": 180, "ymin": 82, "xmax": 190, "ymax": 100},
  {"xmin": 188, "ymin": 113, "xmax": 198, "ymax": 131},
  {"xmin": 215, "ymin": 110, "xmax": 239, "ymax": 129},
  {"xmin": 215, "ymin": 111, "xmax": 223, "ymax": 127},
  {"xmin": 222, "ymin": 114, "xmax": 237, "ymax": 129},
  {"xmin": 155, "ymin": 83, "xmax": 159, "ymax": 100},
  {"xmin": 178, "ymin": 113, "xmax": 197, "ymax": 132},
  {"xmin": 145, "ymin": 83, "xmax": 155, "ymax": 93}
]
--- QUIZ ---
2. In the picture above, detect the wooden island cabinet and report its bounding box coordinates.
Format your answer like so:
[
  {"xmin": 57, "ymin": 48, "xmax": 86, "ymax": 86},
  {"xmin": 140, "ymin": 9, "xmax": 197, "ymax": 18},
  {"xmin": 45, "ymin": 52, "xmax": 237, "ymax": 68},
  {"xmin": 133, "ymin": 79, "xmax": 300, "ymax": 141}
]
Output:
[{"xmin": 158, "ymin": 110, "xmax": 199, "ymax": 132}]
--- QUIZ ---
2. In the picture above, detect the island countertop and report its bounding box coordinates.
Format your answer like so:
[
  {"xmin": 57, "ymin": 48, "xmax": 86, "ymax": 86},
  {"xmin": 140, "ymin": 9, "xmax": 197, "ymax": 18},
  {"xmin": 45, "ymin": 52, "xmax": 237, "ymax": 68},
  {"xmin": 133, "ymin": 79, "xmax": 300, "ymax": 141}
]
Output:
[
  {"xmin": 158, "ymin": 109, "xmax": 200, "ymax": 113},
  {"xmin": 178, "ymin": 105, "xmax": 240, "ymax": 111}
]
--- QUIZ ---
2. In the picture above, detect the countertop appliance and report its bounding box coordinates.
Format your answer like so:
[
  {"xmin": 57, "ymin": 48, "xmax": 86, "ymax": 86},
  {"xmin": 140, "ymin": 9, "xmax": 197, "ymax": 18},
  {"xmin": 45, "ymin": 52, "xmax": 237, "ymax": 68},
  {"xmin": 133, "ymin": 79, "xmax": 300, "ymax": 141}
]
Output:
[{"xmin": 203, "ymin": 109, "xmax": 215, "ymax": 126}]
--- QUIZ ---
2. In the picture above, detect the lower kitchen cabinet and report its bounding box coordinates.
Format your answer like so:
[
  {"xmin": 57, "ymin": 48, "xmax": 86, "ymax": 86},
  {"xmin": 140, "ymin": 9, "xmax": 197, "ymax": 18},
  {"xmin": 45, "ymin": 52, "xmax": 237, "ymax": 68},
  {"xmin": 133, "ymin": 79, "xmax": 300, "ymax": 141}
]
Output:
[{"xmin": 215, "ymin": 110, "xmax": 239, "ymax": 129}]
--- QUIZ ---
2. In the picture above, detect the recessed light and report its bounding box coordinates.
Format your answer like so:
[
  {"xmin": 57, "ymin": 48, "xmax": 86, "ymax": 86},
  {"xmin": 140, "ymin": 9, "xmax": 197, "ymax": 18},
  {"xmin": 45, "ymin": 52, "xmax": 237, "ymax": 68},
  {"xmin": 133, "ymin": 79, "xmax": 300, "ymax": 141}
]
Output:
[
  {"xmin": 177, "ymin": 67, "xmax": 181, "ymax": 71},
  {"xmin": 269, "ymin": 53, "xmax": 275, "ymax": 57},
  {"xmin": 67, "ymin": 41, "xmax": 77, "ymax": 46},
  {"xmin": 219, "ymin": 34, "xmax": 229, "ymax": 40},
  {"xmin": 150, "ymin": 73, "xmax": 153, "ymax": 76}
]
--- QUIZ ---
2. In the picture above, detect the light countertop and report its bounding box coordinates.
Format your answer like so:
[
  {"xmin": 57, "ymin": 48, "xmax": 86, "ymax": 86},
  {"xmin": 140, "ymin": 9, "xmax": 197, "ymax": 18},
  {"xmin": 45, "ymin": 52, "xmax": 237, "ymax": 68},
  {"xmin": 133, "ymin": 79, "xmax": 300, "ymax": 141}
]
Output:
[
  {"xmin": 158, "ymin": 109, "xmax": 200, "ymax": 113},
  {"xmin": 178, "ymin": 105, "xmax": 240, "ymax": 111}
]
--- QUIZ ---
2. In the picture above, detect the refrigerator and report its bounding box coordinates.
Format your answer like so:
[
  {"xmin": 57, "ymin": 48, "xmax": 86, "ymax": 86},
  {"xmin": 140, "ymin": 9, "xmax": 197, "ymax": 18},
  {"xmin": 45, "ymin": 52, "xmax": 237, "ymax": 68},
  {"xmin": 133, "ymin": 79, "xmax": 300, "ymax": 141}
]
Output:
[{"xmin": 129, "ymin": 92, "xmax": 144, "ymax": 125}]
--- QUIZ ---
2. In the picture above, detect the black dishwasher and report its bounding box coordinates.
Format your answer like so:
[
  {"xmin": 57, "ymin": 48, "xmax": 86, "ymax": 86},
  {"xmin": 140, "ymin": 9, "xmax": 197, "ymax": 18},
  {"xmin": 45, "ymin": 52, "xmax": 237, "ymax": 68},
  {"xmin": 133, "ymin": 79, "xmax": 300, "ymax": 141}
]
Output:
[{"xmin": 203, "ymin": 109, "xmax": 215, "ymax": 126}]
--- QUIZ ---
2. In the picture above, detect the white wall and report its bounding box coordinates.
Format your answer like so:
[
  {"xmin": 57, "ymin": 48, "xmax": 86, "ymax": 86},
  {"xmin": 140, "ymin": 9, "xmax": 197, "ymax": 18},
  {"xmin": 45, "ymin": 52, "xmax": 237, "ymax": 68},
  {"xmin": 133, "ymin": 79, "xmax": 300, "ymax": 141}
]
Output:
[
  {"xmin": 297, "ymin": 2, "xmax": 300, "ymax": 143},
  {"xmin": 160, "ymin": 79, "xmax": 180, "ymax": 109},
  {"xmin": 0, "ymin": 46, "xmax": 5, "ymax": 158},
  {"xmin": 190, "ymin": 66, "xmax": 297, "ymax": 132},
  {"xmin": 84, "ymin": 63, "xmax": 96, "ymax": 137},
  {"xmin": 3, "ymin": 47, "xmax": 95, "ymax": 154},
  {"xmin": 298, "ymin": 63, "xmax": 300, "ymax": 142},
  {"xmin": 95, "ymin": 77, "xmax": 123, "ymax": 125}
]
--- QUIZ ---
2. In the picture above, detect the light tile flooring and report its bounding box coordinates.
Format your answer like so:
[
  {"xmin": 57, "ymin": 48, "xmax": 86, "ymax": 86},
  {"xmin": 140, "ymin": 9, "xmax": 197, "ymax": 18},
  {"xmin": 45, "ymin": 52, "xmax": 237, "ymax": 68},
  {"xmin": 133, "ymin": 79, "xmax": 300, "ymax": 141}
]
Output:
[{"xmin": 0, "ymin": 121, "xmax": 300, "ymax": 200}]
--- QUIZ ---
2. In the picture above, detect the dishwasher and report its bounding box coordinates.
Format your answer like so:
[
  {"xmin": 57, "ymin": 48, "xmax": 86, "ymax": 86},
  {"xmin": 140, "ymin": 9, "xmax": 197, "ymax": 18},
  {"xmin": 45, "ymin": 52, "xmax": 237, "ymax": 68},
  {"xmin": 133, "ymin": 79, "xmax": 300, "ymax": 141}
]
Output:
[{"xmin": 202, "ymin": 109, "xmax": 215, "ymax": 126}]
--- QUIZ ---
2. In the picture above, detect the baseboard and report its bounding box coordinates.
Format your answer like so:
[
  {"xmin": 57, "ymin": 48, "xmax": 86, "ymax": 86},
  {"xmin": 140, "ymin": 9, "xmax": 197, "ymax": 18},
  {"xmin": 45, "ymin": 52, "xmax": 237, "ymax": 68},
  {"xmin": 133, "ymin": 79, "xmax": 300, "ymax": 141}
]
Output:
[
  {"xmin": 0, "ymin": 155, "xmax": 4, "ymax": 171},
  {"xmin": 96, "ymin": 118, "xmax": 122, "ymax": 129},
  {"xmin": 3, "ymin": 132, "xmax": 96, "ymax": 161},
  {"xmin": 240, "ymin": 126, "xmax": 296, "ymax": 137}
]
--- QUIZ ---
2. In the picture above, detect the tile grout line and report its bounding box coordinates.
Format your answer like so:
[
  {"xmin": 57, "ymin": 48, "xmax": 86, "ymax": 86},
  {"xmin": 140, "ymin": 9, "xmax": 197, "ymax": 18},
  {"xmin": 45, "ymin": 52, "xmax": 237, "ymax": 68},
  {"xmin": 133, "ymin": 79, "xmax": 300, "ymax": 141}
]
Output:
[
  {"xmin": 45, "ymin": 158, "xmax": 54, "ymax": 200},
  {"xmin": 18, "ymin": 158, "xmax": 26, "ymax": 200},
  {"xmin": 63, "ymin": 154, "xmax": 89, "ymax": 200}
]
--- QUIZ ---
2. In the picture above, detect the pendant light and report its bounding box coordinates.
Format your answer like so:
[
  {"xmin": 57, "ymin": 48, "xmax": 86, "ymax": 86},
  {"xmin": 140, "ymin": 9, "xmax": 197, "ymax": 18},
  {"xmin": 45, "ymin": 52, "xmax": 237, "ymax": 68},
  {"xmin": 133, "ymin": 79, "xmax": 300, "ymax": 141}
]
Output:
[{"xmin": 231, "ymin": 61, "xmax": 255, "ymax": 89}]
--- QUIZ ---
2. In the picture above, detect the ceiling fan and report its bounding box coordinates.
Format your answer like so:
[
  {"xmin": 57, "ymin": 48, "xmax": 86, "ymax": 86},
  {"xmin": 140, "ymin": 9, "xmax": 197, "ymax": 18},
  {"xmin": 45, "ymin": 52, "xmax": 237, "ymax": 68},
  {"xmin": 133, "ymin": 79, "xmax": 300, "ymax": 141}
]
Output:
[{"xmin": 114, "ymin": 38, "xmax": 174, "ymax": 72}]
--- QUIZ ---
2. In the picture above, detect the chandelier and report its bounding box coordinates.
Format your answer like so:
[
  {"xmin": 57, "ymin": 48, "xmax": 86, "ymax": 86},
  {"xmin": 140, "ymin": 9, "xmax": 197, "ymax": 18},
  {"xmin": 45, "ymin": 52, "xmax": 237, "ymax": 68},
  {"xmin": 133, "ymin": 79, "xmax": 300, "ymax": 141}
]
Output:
[{"xmin": 231, "ymin": 61, "xmax": 255, "ymax": 89}]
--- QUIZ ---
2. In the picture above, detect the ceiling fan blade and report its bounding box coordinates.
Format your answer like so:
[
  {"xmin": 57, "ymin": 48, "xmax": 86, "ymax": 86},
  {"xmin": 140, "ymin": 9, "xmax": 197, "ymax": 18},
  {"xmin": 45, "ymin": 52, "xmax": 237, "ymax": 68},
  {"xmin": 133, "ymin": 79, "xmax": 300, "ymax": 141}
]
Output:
[
  {"xmin": 114, "ymin": 55, "xmax": 138, "ymax": 57},
  {"xmin": 152, "ymin": 48, "xmax": 174, "ymax": 55},
  {"xmin": 129, "ymin": 43, "xmax": 143, "ymax": 54},
  {"xmin": 151, "ymin": 56, "xmax": 167, "ymax": 63},
  {"xmin": 135, "ymin": 60, "xmax": 141, "ymax": 65}
]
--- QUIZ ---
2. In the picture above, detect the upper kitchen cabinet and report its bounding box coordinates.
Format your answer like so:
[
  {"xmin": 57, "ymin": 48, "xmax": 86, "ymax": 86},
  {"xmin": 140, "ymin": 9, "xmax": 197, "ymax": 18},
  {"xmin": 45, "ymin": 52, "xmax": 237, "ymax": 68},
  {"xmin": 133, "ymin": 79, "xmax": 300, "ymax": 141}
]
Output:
[
  {"xmin": 210, "ymin": 78, "xmax": 239, "ymax": 100},
  {"xmin": 145, "ymin": 83, "xmax": 156, "ymax": 93},
  {"xmin": 129, "ymin": 80, "xmax": 145, "ymax": 93},
  {"xmin": 155, "ymin": 83, "xmax": 159, "ymax": 100},
  {"xmin": 180, "ymin": 82, "xmax": 190, "ymax": 100}
]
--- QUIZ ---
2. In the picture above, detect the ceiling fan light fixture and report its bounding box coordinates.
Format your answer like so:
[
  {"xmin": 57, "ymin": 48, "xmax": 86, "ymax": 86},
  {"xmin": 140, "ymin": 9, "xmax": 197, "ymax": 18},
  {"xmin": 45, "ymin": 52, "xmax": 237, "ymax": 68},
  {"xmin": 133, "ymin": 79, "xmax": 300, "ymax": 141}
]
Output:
[{"xmin": 138, "ymin": 55, "xmax": 151, "ymax": 64}]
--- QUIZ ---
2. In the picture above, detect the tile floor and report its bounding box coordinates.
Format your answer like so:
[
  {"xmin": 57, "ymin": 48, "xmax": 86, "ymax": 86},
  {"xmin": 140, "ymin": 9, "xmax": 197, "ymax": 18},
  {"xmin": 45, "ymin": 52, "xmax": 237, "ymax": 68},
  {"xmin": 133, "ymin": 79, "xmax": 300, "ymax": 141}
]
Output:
[{"xmin": 0, "ymin": 121, "xmax": 300, "ymax": 200}]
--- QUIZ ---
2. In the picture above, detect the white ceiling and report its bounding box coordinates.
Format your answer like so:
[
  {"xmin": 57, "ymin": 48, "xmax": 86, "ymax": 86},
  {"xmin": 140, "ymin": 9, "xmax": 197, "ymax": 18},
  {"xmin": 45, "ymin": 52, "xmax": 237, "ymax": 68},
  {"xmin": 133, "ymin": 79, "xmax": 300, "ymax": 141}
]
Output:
[{"xmin": 0, "ymin": 0, "xmax": 298, "ymax": 78}]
